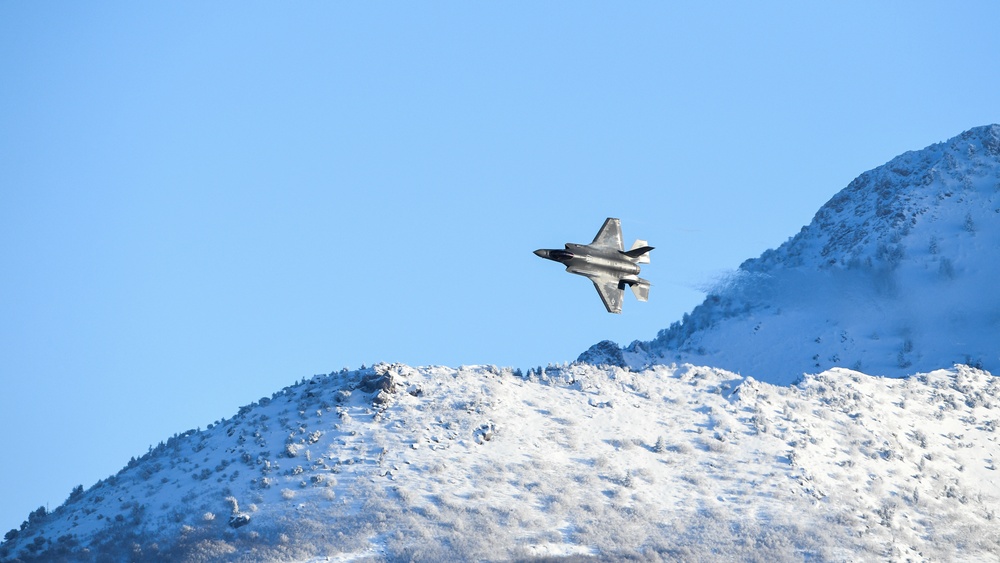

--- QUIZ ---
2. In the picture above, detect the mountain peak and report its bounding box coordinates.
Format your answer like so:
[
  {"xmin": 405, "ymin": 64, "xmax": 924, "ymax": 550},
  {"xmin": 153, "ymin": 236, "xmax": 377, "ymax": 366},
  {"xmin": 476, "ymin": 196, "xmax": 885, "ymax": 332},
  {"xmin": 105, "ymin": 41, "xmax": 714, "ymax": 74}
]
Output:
[
  {"xmin": 745, "ymin": 123, "xmax": 1000, "ymax": 272},
  {"xmin": 955, "ymin": 123, "xmax": 1000, "ymax": 150},
  {"xmin": 608, "ymin": 125, "xmax": 1000, "ymax": 383}
]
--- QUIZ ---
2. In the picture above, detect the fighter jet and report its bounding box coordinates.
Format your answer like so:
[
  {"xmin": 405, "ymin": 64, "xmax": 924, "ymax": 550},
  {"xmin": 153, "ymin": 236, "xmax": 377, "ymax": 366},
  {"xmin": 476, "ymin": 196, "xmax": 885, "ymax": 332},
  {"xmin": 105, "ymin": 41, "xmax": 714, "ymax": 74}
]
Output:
[{"xmin": 534, "ymin": 218, "xmax": 653, "ymax": 314}]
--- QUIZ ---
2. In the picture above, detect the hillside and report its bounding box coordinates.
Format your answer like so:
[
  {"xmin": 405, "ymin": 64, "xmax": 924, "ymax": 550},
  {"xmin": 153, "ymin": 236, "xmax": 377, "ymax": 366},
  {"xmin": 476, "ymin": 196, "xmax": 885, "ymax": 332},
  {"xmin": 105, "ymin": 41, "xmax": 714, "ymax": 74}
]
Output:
[
  {"xmin": 587, "ymin": 125, "xmax": 1000, "ymax": 384},
  {"xmin": 3, "ymin": 362, "xmax": 999, "ymax": 561}
]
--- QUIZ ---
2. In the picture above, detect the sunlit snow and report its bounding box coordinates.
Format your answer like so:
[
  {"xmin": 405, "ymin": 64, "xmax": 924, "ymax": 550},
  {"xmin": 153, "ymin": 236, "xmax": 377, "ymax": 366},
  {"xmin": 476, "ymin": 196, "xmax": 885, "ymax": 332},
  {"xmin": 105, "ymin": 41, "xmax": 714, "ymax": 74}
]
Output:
[{"xmin": 4, "ymin": 363, "xmax": 999, "ymax": 561}]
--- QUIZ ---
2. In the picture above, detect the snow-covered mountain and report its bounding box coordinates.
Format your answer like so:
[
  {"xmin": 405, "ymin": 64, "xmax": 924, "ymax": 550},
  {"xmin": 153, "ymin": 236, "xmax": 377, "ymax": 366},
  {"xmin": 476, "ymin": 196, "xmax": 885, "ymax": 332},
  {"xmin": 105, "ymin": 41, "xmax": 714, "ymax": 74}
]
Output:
[
  {"xmin": 584, "ymin": 124, "xmax": 1000, "ymax": 384},
  {"xmin": 3, "ymin": 363, "xmax": 999, "ymax": 562},
  {"xmin": 5, "ymin": 126, "xmax": 1000, "ymax": 562}
]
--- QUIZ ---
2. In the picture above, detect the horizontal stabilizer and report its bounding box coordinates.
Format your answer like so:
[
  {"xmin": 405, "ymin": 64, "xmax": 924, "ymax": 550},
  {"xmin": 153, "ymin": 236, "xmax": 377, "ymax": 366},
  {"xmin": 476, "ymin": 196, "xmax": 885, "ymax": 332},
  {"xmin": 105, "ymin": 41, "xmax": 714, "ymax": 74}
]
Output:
[
  {"xmin": 629, "ymin": 278, "xmax": 650, "ymax": 302},
  {"xmin": 624, "ymin": 240, "xmax": 653, "ymax": 264}
]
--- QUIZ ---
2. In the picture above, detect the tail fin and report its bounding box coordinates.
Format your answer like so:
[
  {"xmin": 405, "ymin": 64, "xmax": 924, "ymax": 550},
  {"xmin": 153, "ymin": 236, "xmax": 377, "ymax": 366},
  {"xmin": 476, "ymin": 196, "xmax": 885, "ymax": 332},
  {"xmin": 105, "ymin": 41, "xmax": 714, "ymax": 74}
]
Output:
[
  {"xmin": 624, "ymin": 240, "xmax": 653, "ymax": 264},
  {"xmin": 628, "ymin": 278, "xmax": 650, "ymax": 302}
]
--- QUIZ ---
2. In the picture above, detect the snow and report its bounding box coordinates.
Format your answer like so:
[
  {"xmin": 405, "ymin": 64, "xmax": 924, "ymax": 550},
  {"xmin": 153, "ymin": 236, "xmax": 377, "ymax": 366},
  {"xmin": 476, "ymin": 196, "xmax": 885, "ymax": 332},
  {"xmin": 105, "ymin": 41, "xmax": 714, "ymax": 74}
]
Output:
[{"xmin": 4, "ymin": 362, "xmax": 999, "ymax": 561}]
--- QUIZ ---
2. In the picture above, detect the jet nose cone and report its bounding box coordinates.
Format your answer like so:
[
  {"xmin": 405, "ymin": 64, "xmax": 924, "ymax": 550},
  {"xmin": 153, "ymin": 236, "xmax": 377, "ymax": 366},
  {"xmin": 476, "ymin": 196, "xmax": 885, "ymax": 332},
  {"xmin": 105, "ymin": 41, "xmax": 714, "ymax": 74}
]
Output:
[{"xmin": 534, "ymin": 249, "xmax": 548, "ymax": 258}]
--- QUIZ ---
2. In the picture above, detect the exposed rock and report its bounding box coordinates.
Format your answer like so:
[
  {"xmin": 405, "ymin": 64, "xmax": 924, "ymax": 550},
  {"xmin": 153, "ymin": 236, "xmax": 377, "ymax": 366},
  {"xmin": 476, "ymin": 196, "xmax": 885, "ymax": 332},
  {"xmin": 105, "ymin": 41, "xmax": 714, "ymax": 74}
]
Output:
[
  {"xmin": 228, "ymin": 513, "xmax": 250, "ymax": 529},
  {"xmin": 577, "ymin": 339, "xmax": 626, "ymax": 367}
]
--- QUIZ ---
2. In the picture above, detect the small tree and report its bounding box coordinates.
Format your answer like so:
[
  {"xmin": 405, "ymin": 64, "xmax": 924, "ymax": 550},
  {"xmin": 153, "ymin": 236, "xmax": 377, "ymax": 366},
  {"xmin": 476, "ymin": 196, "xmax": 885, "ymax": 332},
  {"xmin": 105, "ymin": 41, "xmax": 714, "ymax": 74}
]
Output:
[
  {"xmin": 939, "ymin": 257, "xmax": 955, "ymax": 279},
  {"xmin": 27, "ymin": 506, "xmax": 47, "ymax": 527},
  {"xmin": 964, "ymin": 213, "xmax": 977, "ymax": 234},
  {"xmin": 654, "ymin": 436, "xmax": 668, "ymax": 453},
  {"xmin": 67, "ymin": 484, "xmax": 84, "ymax": 504}
]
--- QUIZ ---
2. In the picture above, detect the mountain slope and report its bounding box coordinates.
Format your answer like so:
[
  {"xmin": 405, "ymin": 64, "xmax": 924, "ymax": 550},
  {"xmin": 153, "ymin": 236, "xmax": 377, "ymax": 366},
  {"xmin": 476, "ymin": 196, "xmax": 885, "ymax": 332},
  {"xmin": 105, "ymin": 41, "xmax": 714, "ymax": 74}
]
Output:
[
  {"xmin": 3, "ymin": 363, "xmax": 999, "ymax": 561},
  {"xmin": 592, "ymin": 125, "xmax": 1000, "ymax": 384}
]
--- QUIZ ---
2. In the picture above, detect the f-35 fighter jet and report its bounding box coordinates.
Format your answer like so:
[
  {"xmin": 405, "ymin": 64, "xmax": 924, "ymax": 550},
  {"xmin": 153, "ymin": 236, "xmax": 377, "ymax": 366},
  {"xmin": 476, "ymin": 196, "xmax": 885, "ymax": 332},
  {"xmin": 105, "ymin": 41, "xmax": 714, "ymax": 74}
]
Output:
[{"xmin": 534, "ymin": 218, "xmax": 653, "ymax": 314}]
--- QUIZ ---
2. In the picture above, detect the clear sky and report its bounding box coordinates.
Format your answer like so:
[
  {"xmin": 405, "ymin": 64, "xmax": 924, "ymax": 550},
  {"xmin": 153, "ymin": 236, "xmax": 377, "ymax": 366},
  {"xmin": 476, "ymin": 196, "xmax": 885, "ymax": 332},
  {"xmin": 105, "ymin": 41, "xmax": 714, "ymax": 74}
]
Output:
[{"xmin": 2, "ymin": 1, "xmax": 999, "ymax": 534}]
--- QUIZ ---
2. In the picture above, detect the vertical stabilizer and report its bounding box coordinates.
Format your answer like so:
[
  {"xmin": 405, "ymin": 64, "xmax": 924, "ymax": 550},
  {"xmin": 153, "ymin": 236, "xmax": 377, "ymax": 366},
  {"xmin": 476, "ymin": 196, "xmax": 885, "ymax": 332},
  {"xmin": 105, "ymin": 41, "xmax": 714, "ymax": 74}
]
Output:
[{"xmin": 627, "ymin": 240, "xmax": 652, "ymax": 264}]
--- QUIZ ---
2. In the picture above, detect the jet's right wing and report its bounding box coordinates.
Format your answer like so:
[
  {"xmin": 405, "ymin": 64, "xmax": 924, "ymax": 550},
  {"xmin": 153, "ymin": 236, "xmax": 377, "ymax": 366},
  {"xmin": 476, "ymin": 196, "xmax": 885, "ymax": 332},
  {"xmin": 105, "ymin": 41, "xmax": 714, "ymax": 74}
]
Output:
[
  {"xmin": 590, "ymin": 276, "xmax": 625, "ymax": 314},
  {"xmin": 591, "ymin": 218, "xmax": 624, "ymax": 251}
]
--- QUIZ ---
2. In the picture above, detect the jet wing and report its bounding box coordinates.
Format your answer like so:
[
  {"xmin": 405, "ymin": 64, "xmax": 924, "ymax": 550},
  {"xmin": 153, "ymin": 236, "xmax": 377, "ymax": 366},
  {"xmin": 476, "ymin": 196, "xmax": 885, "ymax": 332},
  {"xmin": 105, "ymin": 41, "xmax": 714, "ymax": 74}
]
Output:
[
  {"xmin": 589, "ymin": 276, "xmax": 625, "ymax": 314},
  {"xmin": 590, "ymin": 218, "xmax": 624, "ymax": 251}
]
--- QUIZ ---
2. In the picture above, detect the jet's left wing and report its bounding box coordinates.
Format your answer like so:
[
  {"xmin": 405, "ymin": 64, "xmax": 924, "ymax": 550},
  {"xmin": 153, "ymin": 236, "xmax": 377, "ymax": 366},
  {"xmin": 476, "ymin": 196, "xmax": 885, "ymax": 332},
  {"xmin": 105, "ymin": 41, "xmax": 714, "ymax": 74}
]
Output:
[
  {"xmin": 589, "ymin": 276, "xmax": 625, "ymax": 314},
  {"xmin": 590, "ymin": 218, "xmax": 624, "ymax": 251}
]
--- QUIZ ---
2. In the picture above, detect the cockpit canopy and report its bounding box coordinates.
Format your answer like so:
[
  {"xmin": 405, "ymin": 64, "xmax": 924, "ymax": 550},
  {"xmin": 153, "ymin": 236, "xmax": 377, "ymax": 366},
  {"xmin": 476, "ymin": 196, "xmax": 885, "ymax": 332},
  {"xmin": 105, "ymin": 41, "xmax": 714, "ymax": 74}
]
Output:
[{"xmin": 550, "ymin": 250, "xmax": 574, "ymax": 262}]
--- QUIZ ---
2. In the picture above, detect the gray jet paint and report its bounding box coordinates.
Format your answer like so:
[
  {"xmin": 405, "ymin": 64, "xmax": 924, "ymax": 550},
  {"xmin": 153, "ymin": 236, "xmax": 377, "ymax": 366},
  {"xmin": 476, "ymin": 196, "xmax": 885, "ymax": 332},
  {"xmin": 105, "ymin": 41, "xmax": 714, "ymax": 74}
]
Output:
[{"xmin": 534, "ymin": 218, "xmax": 653, "ymax": 314}]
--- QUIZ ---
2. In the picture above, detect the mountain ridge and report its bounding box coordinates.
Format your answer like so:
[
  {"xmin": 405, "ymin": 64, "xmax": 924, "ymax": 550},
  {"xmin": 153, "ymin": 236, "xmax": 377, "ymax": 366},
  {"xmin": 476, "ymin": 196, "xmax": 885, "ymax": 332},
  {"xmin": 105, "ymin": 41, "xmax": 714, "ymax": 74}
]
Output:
[{"xmin": 3, "ymin": 362, "xmax": 999, "ymax": 561}]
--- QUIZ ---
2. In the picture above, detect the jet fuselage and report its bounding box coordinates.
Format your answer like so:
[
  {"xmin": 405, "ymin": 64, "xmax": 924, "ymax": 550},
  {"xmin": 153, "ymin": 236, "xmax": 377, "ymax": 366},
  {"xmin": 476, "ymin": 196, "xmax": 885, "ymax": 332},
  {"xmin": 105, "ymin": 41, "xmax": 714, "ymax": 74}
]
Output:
[{"xmin": 535, "ymin": 245, "xmax": 641, "ymax": 277}]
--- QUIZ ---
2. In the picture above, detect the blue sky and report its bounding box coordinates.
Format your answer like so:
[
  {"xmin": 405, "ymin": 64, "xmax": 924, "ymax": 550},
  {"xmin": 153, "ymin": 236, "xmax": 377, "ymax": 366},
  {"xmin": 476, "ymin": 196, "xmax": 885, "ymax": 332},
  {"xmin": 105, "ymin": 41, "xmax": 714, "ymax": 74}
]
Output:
[{"xmin": 2, "ymin": 2, "xmax": 999, "ymax": 534}]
